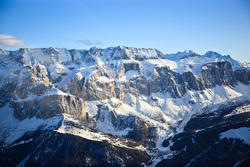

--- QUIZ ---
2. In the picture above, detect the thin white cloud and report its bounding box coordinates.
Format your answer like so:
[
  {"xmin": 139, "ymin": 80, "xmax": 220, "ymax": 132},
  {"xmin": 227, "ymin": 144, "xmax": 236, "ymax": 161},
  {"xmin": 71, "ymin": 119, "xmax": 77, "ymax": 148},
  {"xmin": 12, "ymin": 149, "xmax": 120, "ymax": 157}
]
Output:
[
  {"xmin": 77, "ymin": 39, "xmax": 103, "ymax": 46},
  {"xmin": 0, "ymin": 34, "xmax": 25, "ymax": 48}
]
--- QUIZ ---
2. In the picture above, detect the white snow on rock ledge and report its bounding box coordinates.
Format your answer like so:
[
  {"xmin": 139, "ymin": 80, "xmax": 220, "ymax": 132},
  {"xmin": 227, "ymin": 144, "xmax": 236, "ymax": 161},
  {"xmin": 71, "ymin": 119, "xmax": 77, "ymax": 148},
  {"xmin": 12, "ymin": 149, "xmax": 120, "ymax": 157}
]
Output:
[
  {"xmin": 43, "ymin": 88, "xmax": 68, "ymax": 96},
  {"xmin": 220, "ymin": 127, "xmax": 250, "ymax": 145},
  {"xmin": 119, "ymin": 70, "xmax": 140, "ymax": 82},
  {"xmin": 55, "ymin": 114, "xmax": 147, "ymax": 151},
  {"xmin": 97, "ymin": 76, "xmax": 114, "ymax": 83}
]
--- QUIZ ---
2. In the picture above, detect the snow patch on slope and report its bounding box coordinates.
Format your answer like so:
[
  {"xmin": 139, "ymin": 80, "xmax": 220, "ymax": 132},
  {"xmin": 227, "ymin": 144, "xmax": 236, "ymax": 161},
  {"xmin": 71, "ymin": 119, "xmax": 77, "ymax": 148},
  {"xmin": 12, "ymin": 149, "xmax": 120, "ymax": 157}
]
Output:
[
  {"xmin": 119, "ymin": 70, "xmax": 140, "ymax": 82},
  {"xmin": 220, "ymin": 127, "xmax": 250, "ymax": 145},
  {"xmin": 55, "ymin": 114, "xmax": 147, "ymax": 151},
  {"xmin": 97, "ymin": 76, "xmax": 114, "ymax": 83}
]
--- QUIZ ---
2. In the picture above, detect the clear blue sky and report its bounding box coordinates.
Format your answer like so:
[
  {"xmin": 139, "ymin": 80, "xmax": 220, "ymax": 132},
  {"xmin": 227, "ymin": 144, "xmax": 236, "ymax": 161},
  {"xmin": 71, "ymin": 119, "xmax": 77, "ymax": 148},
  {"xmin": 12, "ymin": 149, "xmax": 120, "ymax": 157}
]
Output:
[{"xmin": 0, "ymin": 0, "xmax": 250, "ymax": 62}]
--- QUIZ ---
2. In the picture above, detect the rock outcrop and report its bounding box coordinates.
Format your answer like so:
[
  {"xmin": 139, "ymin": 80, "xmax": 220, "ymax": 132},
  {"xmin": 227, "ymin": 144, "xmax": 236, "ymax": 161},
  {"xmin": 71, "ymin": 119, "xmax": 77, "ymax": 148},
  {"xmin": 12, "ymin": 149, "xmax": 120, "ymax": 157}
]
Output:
[
  {"xmin": 201, "ymin": 61, "xmax": 238, "ymax": 88},
  {"xmin": 234, "ymin": 68, "xmax": 249, "ymax": 85},
  {"xmin": 37, "ymin": 95, "xmax": 87, "ymax": 121},
  {"xmin": 13, "ymin": 100, "xmax": 39, "ymax": 121},
  {"xmin": 13, "ymin": 93, "xmax": 88, "ymax": 123},
  {"xmin": 15, "ymin": 65, "xmax": 51, "ymax": 99}
]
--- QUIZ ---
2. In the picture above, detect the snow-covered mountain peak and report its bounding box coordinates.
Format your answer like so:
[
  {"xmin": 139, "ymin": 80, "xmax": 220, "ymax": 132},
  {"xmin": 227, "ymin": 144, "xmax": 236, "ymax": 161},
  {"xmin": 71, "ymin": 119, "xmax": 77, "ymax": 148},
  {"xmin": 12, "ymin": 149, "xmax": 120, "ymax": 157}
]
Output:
[
  {"xmin": 184, "ymin": 49, "xmax": 193, "ymax": 53},
  {"xmin": 203, "ymin": 51, "xmax": 250, "ymax": 71},
  {"xmin": 13, "ymin": 47, "xmax": 72, "ymax": 66},
  {"xmin": 181, "ymin": 50, "xmax": 195, "ymax": 55},
  {"xmin": 89, "ymin": 46, "xmax": 100, "ymax": 53},
  {"xmin": 81, "ymin": 46, "xmax": 165, "ymax": 62},
  {"xmin": 164, "ymin": 50, "xmax": 196, "ymax": 61},
  {"xmin": 115, "ymin": 45, "xmax": 125, "ymax": 50},
  {"xmin": 204, "ymin": 51, "xmax": 231, "ymax": 59}
]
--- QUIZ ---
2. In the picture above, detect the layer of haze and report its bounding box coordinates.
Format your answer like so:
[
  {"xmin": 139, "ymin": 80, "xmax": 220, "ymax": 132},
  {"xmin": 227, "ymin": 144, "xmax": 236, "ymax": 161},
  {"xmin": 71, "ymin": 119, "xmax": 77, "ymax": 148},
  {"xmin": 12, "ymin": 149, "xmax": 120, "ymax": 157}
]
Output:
[{"xmin": 0, "ymin": 0, "xmax": 250, "ymax": 62}]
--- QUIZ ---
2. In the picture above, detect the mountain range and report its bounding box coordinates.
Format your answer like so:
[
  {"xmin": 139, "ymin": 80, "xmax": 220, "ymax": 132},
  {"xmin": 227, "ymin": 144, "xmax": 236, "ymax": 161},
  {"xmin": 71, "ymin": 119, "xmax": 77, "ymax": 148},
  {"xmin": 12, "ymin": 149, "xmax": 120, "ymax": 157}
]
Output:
[{"xmin": 0, "ymin": 46, "xmax": 250, "ymax": 167}]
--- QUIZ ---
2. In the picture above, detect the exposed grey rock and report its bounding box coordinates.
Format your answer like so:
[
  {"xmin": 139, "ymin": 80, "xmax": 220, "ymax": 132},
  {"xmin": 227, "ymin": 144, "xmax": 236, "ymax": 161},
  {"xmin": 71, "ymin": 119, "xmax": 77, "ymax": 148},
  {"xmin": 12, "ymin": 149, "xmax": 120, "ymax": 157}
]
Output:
[
  {"xmin": 68, "ymin": 66, "xmax": 124, "ymax": 101},
  {"xmin": 180, "ymin": 53, "xmax": 201, "ymax": 60},
  {"xmin": 126, "ymin": 117, "xmax": 157, "ymax": 146},
  {"xmin": 124, "ymin": 62, "xmax": 141, "ymax": 73},
  {"xmin": 128, "ymin": 75, "xmax": 149, "ymax": 95},
  {"xmin": 13, "ymin": 100, "xmax": 39, "ymax": 121},
  {"xmin": 12, "ymin": 93, "xmax": 88, "ymax": 123},
  {"xmin": 201, "ymin": 61, "xmax": 237, "ymax": 87},
  {"xmin": 65, "ymin": 58, "xmax": 249, "ymax": 102},
  {"xmin": 183, "ymin": 71, "xmax": 202, "ymax": 91},
  {"xmin": 93, "ymin": 103, "xmax": 157, "ymax": 145},
  {"xmin": 234, "ymin": 68, "xmax": 249, "ymax": 85},
  {"xmin": 37, "ymin": 94, "xmax": 87, "ymax": 122},
  {"xmin": 15, "ymin": 65, "xmax": 51, "ymax": 100},
  {"xmin": 150, "ymin": 66, "xmax": 185, "ymax": 98}
]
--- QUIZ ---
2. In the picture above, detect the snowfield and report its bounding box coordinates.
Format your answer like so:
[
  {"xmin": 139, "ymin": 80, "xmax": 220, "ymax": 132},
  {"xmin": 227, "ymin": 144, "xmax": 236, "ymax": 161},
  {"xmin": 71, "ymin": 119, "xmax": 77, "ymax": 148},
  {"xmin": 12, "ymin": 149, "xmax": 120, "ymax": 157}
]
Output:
[{"xmin": 220, "ymin": 127, "xmax": 250, "ymax": 145}]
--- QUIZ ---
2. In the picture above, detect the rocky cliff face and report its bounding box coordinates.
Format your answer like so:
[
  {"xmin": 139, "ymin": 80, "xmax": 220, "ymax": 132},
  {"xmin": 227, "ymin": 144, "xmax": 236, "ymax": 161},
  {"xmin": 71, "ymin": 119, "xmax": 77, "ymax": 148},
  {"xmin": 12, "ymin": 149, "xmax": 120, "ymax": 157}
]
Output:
[
  {"xmin": 12, "ymin": 93, "xmax": 87, "ymax": 122},
  {"xmin": 38, "ymin": 94, "xmax": 87, "ymax": 120},
  {"xmin": 0, "ymin": 46, "xmax": 250, "ymax": 167},
  {"xmin": 14, "ymin": 65, "xmax": 51, "ymax": 99}
]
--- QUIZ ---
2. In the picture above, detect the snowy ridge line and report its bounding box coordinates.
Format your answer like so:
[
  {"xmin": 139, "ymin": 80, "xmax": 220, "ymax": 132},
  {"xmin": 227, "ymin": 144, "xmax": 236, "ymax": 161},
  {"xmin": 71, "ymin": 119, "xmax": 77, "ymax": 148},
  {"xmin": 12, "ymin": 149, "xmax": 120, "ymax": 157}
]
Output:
[{"xmin": 1, "ymin": 46, "xmax": 249, "ymax": 78}]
